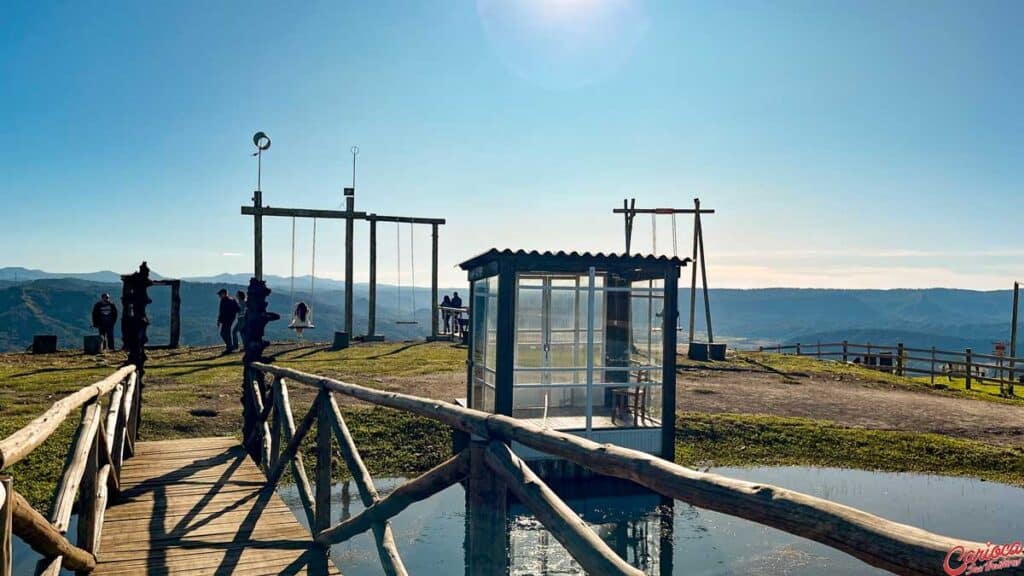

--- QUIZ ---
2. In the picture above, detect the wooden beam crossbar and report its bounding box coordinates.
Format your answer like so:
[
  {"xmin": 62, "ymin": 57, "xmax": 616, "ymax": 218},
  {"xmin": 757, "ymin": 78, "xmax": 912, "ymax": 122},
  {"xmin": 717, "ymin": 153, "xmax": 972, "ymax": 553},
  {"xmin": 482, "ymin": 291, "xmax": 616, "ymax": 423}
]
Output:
[
  {"xmin": 315, "ymin": 450, "xmax": 468, "ymax": 546},
  {"xmin": 324, "ymin": 393, "xmax": 408, "ymax": 576},
  {"xmin": 241, "ymin": 205, "xmax": 445, "ymax": 225}
]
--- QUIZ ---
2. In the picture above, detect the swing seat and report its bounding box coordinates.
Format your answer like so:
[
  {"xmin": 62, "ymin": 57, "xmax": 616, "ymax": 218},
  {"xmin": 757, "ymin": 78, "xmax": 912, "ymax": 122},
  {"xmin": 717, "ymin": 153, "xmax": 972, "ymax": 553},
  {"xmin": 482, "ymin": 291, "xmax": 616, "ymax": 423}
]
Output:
[
  {"xmin": 395, "ymin": 320, "xmax": 419, "ymax": 325},
  {"xmin": 289, "ymin": 302, "xmax": 315, "ymax": 332}
]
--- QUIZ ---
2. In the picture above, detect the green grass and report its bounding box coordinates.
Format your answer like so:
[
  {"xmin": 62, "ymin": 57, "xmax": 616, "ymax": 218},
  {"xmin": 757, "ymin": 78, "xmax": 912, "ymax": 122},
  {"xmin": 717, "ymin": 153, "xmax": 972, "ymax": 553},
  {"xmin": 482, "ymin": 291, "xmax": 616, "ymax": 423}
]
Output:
[
  {"xmin": 676, "ymin": 412, "xmax": 1024, "ymax": 486},
  {"xmin": 5, "ymin": 342, "xmax": 1024, "ymax": 513},
  {"xmin": 0, "ymin": 341, "xmax": 465, "ymax": 511},
  {"xmin": 736, "ymin": 351, "xmax": 1024, "ymax": 405}
]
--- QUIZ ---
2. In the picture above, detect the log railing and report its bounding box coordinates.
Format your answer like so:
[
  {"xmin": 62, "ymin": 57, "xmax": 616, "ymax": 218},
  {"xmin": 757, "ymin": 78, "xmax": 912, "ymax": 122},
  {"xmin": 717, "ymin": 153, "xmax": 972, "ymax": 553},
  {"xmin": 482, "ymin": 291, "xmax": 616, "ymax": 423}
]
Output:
[
  {"xmin": 0, "ymin": 364, "xmax": 140, "ymax": 576},
  {"xmin": 248, "ymin": 362, "xmax": 996, "ymax": 576},
  {"xmin": 760, "ymin": 341, "xmax": 1022, "ymax": 395}
]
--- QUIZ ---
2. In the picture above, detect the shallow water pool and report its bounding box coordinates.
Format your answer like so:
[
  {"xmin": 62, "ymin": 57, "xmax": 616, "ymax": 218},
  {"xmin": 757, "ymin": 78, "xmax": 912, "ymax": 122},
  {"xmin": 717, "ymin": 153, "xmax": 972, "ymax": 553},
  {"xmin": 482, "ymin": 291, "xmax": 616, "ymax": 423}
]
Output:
[{"xmin": 279, "ymin": 466, "xmax": 1024, "ymax": 575}]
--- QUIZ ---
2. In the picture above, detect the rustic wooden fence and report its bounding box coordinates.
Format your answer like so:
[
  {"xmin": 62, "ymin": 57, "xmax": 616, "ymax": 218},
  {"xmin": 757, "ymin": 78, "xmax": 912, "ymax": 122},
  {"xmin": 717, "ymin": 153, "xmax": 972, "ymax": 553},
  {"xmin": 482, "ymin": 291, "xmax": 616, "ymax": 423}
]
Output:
[
  {"xmin": 0, "ymin": 365, "xmax": 140, "ymax": 576},
  {"xmin": 245, "ymin": 362, "xmax": 995, "ymax": 576},
  {"xmin": 760, "ymin": 341, "xmax": 1022, "ymax": 395}
]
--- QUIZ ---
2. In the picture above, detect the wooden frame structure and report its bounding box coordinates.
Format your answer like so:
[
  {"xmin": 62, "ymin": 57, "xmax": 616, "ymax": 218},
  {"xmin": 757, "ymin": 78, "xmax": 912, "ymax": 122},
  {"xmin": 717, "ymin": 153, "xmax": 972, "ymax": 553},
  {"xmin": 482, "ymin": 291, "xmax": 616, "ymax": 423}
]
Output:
[
  {"xmin": 143, "ymin": 278, "xmax": 181, "ymax": 350},
  {"xmin": 614, "ymin": 198, "xmax": 716, "ymax": 344},
  {"xmin": 242, "ymin": 186, "xmax": 446, "ymax": 341}
]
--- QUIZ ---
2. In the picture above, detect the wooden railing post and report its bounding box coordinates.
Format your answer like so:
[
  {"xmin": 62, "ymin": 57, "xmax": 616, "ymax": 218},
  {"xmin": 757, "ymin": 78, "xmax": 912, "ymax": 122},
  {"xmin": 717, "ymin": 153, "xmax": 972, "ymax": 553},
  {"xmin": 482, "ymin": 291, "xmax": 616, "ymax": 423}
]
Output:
[
  {"xmin": 1, "ymin": 476, "xmax": 11, "ymax": 576},
  {"xmin": 77, "ymin": 426, "xmax": 99, "ymax": 556},
  {"xmin": 251, "ymin": 379, "xmax": 271, "ymax": 468},
  {"xmin": 795, "ymin": 342, "xmax": 801, "ymax": 355},
  {"xmin": 930, "ymin": 347, "xmax": 936, "ymax": 386},
  {"xmin": 270, "ymin": 377, "xmax": 282, "ymax": 471},
  {"xmin": 965, "ymin": 348, "xmax": 973, "ymax": 390},
  {"xmin": 896, "ymin": 343, "xmax": 904, "ymax": 376},
  {"xmin": 842, "ymin": 340, "xmax": 848, "ymax": 363},
  {"xmin": 315, "ymin": 390, "xmax": 332, "ymax": 534}
]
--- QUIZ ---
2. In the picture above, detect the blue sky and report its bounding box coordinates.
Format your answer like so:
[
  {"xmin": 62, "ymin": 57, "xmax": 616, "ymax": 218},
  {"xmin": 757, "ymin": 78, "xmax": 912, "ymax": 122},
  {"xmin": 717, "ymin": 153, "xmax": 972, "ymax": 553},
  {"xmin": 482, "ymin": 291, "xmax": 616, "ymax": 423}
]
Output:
[{"xmin": 2, "ymin": 0, "xmax": 1021, "ymax": 288}]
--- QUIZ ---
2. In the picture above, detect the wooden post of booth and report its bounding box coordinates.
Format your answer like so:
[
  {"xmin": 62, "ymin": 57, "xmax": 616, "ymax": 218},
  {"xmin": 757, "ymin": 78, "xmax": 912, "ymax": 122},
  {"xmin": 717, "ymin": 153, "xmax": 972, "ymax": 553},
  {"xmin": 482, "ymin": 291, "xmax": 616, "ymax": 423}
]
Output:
[
  {"xmin": 466, "ymin": 442, "xmax": 508, "ymax": 575},
  {"xmin": 662, "ymin": 265, "xmax": 679, "ymax": 461}
]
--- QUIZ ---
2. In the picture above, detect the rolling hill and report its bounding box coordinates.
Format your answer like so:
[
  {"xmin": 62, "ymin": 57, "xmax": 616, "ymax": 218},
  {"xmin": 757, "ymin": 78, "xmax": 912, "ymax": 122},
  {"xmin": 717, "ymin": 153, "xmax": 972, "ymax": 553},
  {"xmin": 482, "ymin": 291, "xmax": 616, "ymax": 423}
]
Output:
[{"xmin": 0, "ymin": 269, "xmax": 1020, "ymax": 355}]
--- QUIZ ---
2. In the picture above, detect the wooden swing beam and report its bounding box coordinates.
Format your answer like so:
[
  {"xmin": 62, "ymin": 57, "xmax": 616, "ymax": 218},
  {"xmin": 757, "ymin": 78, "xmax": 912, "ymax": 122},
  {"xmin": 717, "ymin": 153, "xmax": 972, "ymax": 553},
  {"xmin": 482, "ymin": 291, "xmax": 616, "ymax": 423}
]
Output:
[
  {"xmin": 242, "ymin": 190, "xmax": 445, "ymax": 341},
  {"xmin": 615, "ymin": 198, "xmax": 716, "ymax": 344}
]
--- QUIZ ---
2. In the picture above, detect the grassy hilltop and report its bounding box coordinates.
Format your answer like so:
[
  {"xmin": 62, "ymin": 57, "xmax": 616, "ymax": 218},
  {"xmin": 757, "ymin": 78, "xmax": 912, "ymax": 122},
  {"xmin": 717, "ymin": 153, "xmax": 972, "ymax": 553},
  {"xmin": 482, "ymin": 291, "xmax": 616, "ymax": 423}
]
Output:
[{"xmin": 3, "ymin": 341, "xmax": 1024, "ymax": 511}]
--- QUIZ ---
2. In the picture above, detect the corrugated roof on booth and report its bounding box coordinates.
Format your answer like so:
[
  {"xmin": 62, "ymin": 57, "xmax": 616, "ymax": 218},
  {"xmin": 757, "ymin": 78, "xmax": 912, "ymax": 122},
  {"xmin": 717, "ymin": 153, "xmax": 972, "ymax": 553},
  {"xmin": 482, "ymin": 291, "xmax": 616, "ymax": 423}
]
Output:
[{"xmin": 458, "ymin": 249, "xmax": 690, "ymax": 270}]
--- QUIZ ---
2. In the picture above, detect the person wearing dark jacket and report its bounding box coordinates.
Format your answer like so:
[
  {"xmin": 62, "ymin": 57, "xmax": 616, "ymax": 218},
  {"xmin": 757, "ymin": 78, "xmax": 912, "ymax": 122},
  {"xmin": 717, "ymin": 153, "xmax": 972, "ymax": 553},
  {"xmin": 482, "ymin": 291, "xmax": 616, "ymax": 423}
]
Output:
[
  {"xmin": 91, "ymin": 293, "xmax": 118, "ymax": 350},
  {"xmin": 450, "ymin": 292, "xmax": 463, "ymax": 337},
  {"xmin": 217, "ymin": 289, "xmax": 241, "ymax": 353},
  {"xmin": 232, "ymin": 291, "xmax": 247, "ymax": 352}
]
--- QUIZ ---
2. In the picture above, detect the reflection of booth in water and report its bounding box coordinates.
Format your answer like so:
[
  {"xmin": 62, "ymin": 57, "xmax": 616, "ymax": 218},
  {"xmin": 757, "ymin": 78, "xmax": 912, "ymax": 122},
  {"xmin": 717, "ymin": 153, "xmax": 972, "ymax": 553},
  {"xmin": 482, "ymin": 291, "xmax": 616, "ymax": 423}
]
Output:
[
  {"xmin": 466, "ymin": 476, "xmax": 675, "ymax": 575},
  {"xmin": 459, "ymin": 250, "xmax": 685, "ymax": 462}
]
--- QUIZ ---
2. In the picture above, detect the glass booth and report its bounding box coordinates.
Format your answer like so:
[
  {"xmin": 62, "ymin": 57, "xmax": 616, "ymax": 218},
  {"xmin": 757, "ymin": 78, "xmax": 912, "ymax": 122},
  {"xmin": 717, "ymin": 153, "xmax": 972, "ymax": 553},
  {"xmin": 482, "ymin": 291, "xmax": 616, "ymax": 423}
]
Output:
[{"xmin": 460, "ymin": 250, "xmax": 684, "ymax": 461}]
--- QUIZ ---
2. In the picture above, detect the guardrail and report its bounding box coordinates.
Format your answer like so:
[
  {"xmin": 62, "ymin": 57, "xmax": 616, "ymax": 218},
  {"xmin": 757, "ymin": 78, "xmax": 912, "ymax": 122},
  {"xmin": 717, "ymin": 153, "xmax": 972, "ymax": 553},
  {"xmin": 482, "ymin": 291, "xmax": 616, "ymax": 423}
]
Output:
[
  {"xmin": 0, "ymin": 365, "xmax": 141, "ymax": 575},
  {"xmin": 759, "ymin": 341, "xmax": 1021, "ymax": 395},
  {"xmin": 244, "ymin": 362, "xmax": 995, "ymax": 576}
]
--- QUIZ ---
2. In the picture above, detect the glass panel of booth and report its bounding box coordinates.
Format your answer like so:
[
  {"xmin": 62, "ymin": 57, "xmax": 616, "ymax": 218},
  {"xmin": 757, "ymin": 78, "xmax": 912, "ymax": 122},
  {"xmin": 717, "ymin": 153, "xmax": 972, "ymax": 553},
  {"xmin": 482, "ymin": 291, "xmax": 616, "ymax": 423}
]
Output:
[
  {"xmin": 510, "ymin": 271, "xmax": 664, "ymax": 432},
  {"xmin": 471, "ymin": 275, "xmax": 498, "ymax": 412}
]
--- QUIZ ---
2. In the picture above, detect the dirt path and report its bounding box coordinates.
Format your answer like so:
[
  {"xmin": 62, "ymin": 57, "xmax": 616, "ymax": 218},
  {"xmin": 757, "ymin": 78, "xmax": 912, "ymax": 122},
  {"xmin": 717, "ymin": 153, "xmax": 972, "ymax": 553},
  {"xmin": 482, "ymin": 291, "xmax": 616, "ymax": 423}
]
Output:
[{"xmin": 678, "ymin": 365, "xmax": 1024, "ymax": 447}]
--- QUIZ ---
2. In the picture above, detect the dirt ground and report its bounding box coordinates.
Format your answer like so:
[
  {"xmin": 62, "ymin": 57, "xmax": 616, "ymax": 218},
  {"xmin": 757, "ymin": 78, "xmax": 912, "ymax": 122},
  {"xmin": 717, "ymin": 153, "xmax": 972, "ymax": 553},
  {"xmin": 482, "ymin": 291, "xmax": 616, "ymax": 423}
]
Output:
[
  {"xmin": 351, "ymin": 355, "xmax": 1024, "ymax": 449},
  {"xmin": 677, "ymin": 364, "xmax": 1024, "ymax": 447}
]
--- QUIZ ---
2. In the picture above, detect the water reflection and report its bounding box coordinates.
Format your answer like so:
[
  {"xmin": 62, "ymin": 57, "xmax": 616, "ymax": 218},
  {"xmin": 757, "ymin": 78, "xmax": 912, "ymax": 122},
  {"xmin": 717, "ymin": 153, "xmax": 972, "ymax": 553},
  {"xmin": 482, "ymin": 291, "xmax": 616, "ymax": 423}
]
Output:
[
  {"xmin": 506, "ymin": 478, "xmax": 673, "ymax": 575},
  {"xmin": 276, "ymin": 466, "xmax": 1024, "ymax": 576}
]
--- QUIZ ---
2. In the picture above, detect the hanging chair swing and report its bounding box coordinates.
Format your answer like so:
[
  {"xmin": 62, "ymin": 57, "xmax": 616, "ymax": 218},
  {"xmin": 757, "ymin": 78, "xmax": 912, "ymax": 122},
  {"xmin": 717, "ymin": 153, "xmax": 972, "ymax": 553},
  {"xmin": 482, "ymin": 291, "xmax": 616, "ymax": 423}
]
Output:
[
  {"xmin": 395, "ymin": 221, "xmax": 419, "ymax": 325},
  {"xmin": 288, "ymin": 217, "xmax": 317, "ymax": 337}
]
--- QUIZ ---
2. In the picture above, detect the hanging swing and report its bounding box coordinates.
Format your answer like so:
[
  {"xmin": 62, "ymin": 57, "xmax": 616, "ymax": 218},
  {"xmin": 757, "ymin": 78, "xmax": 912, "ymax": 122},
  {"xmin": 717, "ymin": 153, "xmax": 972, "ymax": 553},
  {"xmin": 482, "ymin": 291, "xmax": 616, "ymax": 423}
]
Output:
[
  {"xmin": 395, "ymin": 221, "xmax": 419, "ymax": 325},
  {"xmin": 288, "ymin": 217, "xmax": 317, "ymax": 336}
]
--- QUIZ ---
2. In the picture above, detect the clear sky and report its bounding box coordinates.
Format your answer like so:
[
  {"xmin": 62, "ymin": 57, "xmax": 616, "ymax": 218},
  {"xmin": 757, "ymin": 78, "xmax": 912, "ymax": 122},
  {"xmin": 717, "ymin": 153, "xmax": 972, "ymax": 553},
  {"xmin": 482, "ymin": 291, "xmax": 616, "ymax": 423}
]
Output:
[{"xmin": 2, "ymin": 1, "xmax": 1021, "ymax": 289}]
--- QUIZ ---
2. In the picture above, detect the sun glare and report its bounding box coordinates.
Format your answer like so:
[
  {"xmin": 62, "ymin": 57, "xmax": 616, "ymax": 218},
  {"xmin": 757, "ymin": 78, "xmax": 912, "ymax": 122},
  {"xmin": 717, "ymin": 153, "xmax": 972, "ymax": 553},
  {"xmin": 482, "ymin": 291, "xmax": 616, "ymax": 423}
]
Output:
[{"xmin": 477, "ymin": 0, "xmax": 649, "ymax": 89}]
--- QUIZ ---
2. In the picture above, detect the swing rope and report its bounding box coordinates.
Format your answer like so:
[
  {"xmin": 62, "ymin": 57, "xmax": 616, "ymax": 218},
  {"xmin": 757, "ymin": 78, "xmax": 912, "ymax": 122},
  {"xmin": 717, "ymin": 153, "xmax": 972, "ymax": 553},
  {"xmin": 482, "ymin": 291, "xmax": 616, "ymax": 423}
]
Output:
[
  {"xmin": 289, "ymin": 216, "xmax": 296, "ymax": 309},
  {"xmin": 396, "ymin": 222, "xmax": 402, "ymax": 315},
  {"xmin": 309, "ymin": 218, "xmax": 316, "ymax": 322},
  {"xmin": 409, "ymin": 221, "xmax": 416, "ymax": 319},
  {"xmin": 395, "ymin": 222, "xmax": 419, "ymax": 325},
  {"xmin": 671, "ymin": 213, "xmax": 678, "ymax": 258}
]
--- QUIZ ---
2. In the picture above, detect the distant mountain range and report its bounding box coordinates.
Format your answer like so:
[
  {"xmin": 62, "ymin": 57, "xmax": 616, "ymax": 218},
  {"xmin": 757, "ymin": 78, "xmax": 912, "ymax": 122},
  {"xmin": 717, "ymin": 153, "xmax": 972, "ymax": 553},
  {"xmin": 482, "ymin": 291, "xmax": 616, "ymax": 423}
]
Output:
[
  {"xmin": 703, "ymin": 288, "xmax": 1020, "ymax": 354},
  {"xmin": 0, "ymin": 269, "xmax": 461, "ymax": 351},
  {"xmin": 0, "ymin": 268, "xmax": 1020, "ymax": 355}
]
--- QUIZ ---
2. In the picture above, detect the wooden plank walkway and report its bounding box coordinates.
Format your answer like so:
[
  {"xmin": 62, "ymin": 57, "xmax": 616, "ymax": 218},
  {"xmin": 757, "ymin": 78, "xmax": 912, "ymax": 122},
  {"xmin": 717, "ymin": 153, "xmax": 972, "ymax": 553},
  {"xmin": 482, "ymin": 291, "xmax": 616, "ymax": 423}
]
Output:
[{"xmin": 93, "ymin": 437, "xmax": 340, "ymax": 576}]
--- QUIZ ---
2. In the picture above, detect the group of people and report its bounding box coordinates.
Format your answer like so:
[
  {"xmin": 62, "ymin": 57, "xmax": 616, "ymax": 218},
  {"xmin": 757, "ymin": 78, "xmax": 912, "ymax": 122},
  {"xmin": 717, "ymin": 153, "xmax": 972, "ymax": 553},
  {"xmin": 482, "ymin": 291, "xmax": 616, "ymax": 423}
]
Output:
[
  {"xmin": 217, "ymin": 289, "xmax": 247, "ymax": 354},
  {"xmin": 439, "ymin": 291, "xmax": 465, "ymax": 336},
  {"xmin": 90, "ymin": 289, "xmax": 248, "ymax": 355},
  {"xmin": 92, "ymin": 285, "xmax": 466, "ymax": 353}
]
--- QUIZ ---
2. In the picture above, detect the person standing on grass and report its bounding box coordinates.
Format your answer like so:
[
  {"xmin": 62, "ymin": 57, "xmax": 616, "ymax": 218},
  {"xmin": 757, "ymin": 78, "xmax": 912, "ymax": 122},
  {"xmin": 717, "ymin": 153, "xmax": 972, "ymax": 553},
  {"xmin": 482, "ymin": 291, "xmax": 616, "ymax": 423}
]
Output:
[
  {"xmin": 91, "ymin": 293, "xmax": 118, "ymax": 350},
  {"xmin": 217, "ymin": 288, "xmax": 241, "ymax": 353},
  {"xmin": 440, "ymin": 294, "xmax": 452, "ymax": 334},
  {"xmin": 450, "ymin": 291, "xmax": 463, "ymax": 337},
  {"xmin": 233, "ymin": 290, "xmax": 247, "ymax": 352}
]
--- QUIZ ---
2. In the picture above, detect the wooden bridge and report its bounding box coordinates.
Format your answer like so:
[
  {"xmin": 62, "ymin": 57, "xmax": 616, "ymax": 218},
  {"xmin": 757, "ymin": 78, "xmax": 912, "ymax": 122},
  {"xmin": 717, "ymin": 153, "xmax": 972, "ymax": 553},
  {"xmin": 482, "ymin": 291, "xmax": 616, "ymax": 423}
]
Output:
[{"xmin": 0, "ymin": 360, "xmax": 1011, "ymax": 576}]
